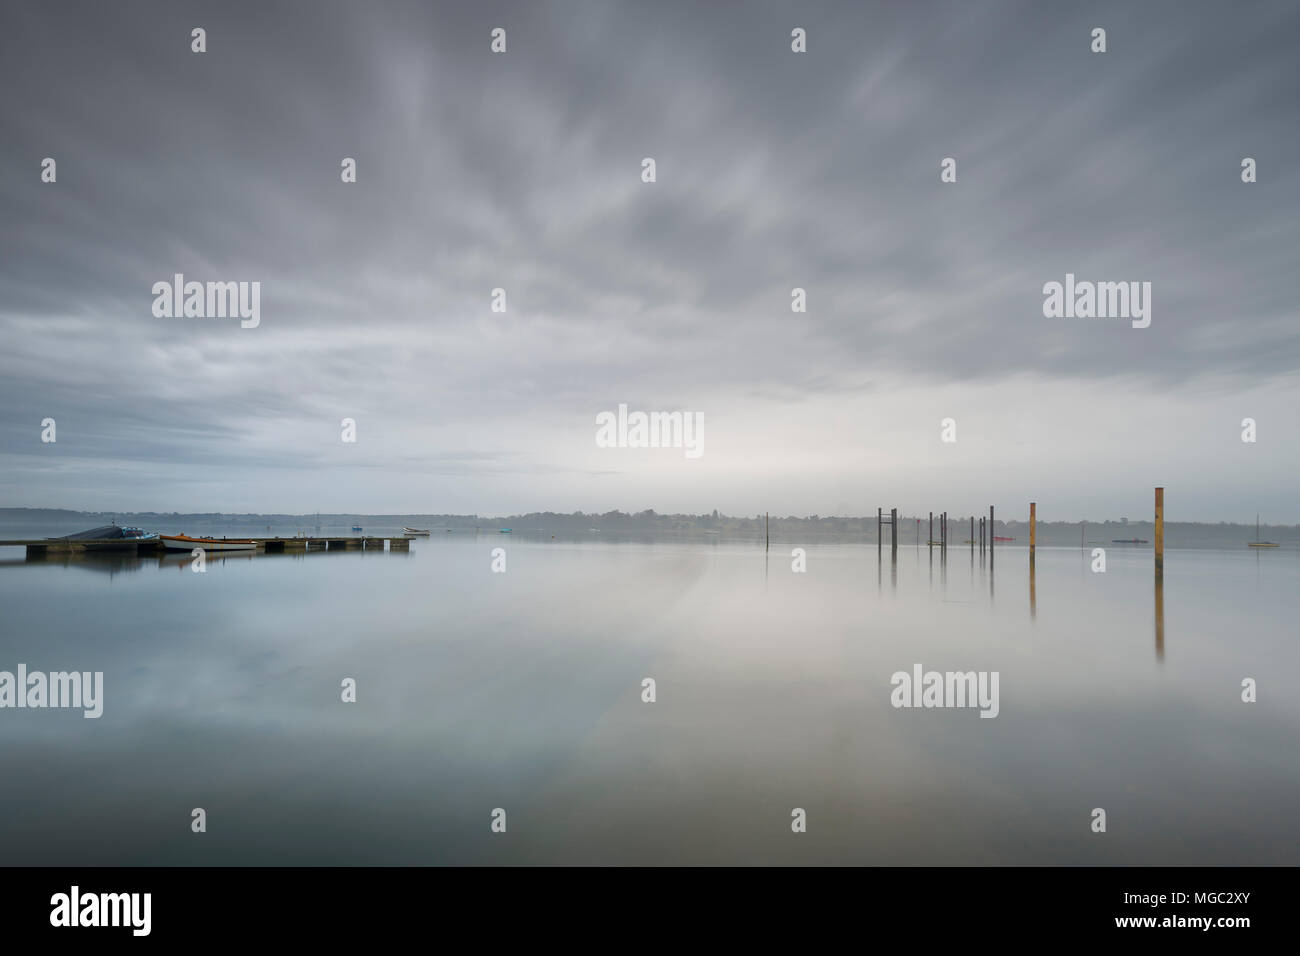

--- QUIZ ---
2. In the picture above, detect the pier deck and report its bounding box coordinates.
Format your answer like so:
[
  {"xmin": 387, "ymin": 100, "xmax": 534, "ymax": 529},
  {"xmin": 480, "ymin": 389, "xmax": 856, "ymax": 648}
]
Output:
[{"xmin": 0, "ymin": 536, "xmax": 411, "ymax": 558}]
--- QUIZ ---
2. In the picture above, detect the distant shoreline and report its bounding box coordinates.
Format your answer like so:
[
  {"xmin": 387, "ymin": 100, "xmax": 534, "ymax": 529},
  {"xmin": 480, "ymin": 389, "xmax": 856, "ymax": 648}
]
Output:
[{"xmin": 1, "ymin": 507, "xmax": 1293, "ymax": 548}]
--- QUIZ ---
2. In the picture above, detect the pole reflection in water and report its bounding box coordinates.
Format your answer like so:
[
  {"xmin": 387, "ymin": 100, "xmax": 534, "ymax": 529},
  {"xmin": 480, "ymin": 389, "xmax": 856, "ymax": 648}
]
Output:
[
  {"xmin": 988, "ymin": 546, "xmax": 994, "ymax": 602},
  {"xmin": 1155, "ymin": 568, "xmax": 1165, "ymax": 662},
  {"xmin": 1029, "ymin": 552, "xmax": 1036, "ymax": 621}
]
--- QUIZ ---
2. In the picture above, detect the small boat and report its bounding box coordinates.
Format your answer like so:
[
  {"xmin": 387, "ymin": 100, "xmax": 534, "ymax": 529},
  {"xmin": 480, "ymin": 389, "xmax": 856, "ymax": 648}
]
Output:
[
  {"xmin": 160, "ymin": 534, "xmax": 258, "ymax": 552},
  {"xmin": 402, "ymin": 527, "xmax": 431, "ymax": 536},
  {"xmin": 499, "ymin": 528, "xmax": 512, "ymax": 534},
  {"xmin": 1111, "ymin": 538, "xmax": 1148, "ymax": 544},
  {"xmin": 59, "ymin": 524, "xmax": 159, "ymax": 549},
  {"xmin": 1248, "ymin": 515, "xmax": 1278, "ymax": 548},
  {"xmin": 351, "ymin": 525, "xmax": 363, "ymax": 532},
  {"xmin": 993, "ymin": 536, "xmax": 1015, "ymax": 542}
]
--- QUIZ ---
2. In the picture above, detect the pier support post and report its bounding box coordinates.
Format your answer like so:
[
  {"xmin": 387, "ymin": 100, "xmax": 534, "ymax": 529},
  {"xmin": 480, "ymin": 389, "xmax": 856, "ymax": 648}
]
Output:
[
  {"xmin": 929, "ymin": 512, "xmax": 933, "ymax": 549},
  {"xmin": 989, "ymin": 506, "xmax": 995, "ymax": 568},
  {"xmin": 890, "ymin": 508, "xmax": 897, "ymax": 556}
]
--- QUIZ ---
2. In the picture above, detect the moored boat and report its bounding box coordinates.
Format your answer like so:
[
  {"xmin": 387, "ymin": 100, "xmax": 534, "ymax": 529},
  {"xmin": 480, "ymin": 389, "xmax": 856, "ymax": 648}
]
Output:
[
  {"xmin": 160, "ymin": 534, "xmax": 258, "ymax": 552},
  {"xmin": 1111, "ymin": 538, "xmax": 1148, "ymax": 544},
  {"xmin": 59, "ymin": 524, "xmax": 160, "ymax": 550},
  {"xmin": 402, "ymin": 527, "xmax": 431, "ymax": 536},
  {"xmin": 1248, "ymin": 515, "xmax": 1278, "ymax": 548}
]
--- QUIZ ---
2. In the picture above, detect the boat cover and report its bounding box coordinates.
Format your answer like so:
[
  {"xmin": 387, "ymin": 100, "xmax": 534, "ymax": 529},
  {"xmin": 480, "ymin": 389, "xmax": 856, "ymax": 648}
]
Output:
[{"xmin": 60, "ymin": 525, "xmax": 126, "ymax": 540}]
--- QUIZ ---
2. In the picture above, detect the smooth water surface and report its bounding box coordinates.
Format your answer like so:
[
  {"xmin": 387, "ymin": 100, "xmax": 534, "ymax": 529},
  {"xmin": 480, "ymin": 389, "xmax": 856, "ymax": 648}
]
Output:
[{"xmin": 1, "ymin": 531, "xmax": 1296, "ymax": 865}]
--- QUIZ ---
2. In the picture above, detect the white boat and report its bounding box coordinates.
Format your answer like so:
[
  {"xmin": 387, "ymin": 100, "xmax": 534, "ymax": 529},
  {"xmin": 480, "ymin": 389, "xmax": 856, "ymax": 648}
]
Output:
[
  {"xmin": 160, "ymin": 534, "xmax": 259, "ymax": 552},
  {"xmin": 402, "ymin": 527, "xmax": 431, "ymax": 536}
]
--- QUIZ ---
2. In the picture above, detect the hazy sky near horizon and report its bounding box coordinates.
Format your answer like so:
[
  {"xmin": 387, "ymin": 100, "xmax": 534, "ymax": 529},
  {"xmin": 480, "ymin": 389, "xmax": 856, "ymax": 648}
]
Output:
[{"xmin": 2, "ymin": 0, "xmax": 1298, "ymax": 522}]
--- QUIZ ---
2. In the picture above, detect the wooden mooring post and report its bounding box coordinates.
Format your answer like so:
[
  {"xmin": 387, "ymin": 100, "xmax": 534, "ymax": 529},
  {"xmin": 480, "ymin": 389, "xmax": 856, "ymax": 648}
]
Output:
[
  {"xmin": 1029, "ymin": 502, "xmax": 1036, "ymax": 558},
  {"xmin": 891, "ymin": 508, "xmax": 897, "ymax": 555},
  {"xmin": 765, "ymin": 512, "xmax": 769, "ymax": 552},
  {"xmin": 1154, "ymin": 487, "xmax": 1164, "ymax": 573},
  {"xmin": 989, "ymin": 505, "xmax": 995, "ymax": 568}
]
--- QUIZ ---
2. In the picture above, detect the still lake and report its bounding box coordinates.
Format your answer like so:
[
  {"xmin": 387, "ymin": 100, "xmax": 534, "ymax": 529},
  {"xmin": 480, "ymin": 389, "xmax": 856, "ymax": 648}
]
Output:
[{"xmin": 1, "ymin": 526, "xmax": 1296, "ymax": 865}]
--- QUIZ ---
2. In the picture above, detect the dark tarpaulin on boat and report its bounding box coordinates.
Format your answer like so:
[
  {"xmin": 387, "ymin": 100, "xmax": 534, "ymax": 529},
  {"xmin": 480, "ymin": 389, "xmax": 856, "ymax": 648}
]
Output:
[{"xmin": 59, "ymin": 525, "xmax": 126, "ymax": 540}]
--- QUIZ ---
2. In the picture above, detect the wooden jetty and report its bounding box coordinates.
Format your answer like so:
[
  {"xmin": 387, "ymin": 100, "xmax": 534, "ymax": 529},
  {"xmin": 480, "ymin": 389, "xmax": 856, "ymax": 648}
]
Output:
[{"xmin": 0, "ymin": 535, "xmax": 411, "ymax": 558}]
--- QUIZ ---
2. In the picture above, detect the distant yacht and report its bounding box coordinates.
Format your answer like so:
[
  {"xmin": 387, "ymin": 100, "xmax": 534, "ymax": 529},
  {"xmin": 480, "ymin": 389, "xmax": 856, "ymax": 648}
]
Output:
[{"xmin": 1248, "ymin": 515, "xmax": 1278, "ymax": 548}]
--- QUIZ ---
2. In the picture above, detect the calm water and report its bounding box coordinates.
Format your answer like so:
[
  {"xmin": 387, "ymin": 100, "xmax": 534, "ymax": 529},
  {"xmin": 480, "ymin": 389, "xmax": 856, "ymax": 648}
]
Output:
[{"xmin": 1, "ymin": 529, "xmax": 1297, "ymax": 865}]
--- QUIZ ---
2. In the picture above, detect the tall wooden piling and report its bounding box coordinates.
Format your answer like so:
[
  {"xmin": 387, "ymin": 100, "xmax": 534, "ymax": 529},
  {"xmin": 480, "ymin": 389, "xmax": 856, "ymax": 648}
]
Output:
[
  {"xmin": 890, "ymin": 508, "xmax": 897, "ymax": 555},
  {"xmin": 1029, "ymin": 502, "xmax": 1036, "ymax": 557},
  {"xmin": 765, "ymin": 512, "xmax": 769, "ymax": 552},
  {"xmin": 877, "ymin": 508, "xmax": 882, "ymax": 555},
  {"xmin": 970, "ymin": 516, "xmax": 974, "ymax": 551},
  {"xmin": 929, "ymin": 512, "xmax": 933, "ymax": 548},
  {"xmin": 989, "ymin": 505, "xmax": 995, "ymax": 567},
  {"xmin": 1154, "ymin": 487, "xmax": 1164, "ymax": 573}
]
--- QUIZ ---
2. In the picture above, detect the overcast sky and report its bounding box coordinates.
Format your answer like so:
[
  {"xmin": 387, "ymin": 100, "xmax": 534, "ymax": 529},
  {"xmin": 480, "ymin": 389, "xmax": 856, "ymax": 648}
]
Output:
[{"xmin": 2, "ymin": 1, "xmax": 1297, "ymax": 521}]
